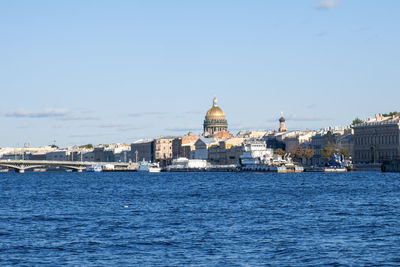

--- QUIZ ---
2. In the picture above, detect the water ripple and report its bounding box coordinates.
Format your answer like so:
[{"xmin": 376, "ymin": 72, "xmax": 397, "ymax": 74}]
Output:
[{"xmin": 1, "ymin": 171, "xmax": 400, "ymax": 266}]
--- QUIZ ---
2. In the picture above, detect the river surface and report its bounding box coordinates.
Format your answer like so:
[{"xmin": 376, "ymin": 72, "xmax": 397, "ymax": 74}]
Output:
[{"xmin": 1, "ymin": 171, "xmax": 400, "ymax": 266}]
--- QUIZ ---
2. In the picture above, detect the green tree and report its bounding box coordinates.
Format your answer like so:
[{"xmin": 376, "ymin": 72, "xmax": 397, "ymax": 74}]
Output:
[
  {"xmin": 339, "ymin": 148, "xmax": 351, "ymax": 158},
  {"xmin": 274, "ymin": 148, "xmax": 286, "ymax": 157},
  {"xmin": 382, "ymin": 111, "xmax": 398, "ymax": 117},
  {"xmin": 80, "ymin": 144, "xmax": 94, "ymax": 149},
  {"xmin": 303, "ymin": 148, "xmax": 315, "ymax": 165},
  {"xmin": 303, "ymin": 148, "xmax": 315, "ymax": 160},
  {"xmin": 321, "ymin": 141, "xmax": 335, "ymax": 159},
  {"xmin": 292, "ymin": 146, "xmax": 305, "ymax": 160},
  {"xmin": 352, "ymin": 118, "xmax": 363, "ymax": 126}
]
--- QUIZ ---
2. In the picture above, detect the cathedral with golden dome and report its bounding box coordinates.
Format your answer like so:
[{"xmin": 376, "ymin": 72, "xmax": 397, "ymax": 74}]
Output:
[{"xmin": 203, "ymin": 97, "xmax": 228, "ymax": 136}]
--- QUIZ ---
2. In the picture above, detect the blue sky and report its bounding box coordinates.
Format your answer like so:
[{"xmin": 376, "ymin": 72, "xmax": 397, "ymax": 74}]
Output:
[{"xmin": 1, "ymin": 0, "xmax": 399, "ymax": 147}]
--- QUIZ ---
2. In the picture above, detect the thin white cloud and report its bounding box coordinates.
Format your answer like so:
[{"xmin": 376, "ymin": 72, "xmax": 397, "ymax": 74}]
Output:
[
  {"xmin": 228, "ymin": 123, "xmax": 271, "ymax": 131},
  {"xmin": 83, "ymin": 123, "xmax": 130, "ymax": 129},
  {"xmin": 314, "ymin": 0, "xmax": 340, "ymax": 10},
  {"xmin": 306, "ymin": 104, "xmax": 317, "ymax": 109},
  {"xmin": 266, "ymin": 114, "xmax": 330, "ymax": 122},
  {"xmin": 164, "ymin": 127, "xmax": 202, "ymax": 132},
  {"xmin": 68, "ymin": 133, "xmax": 114, "ymax": 138},
  {"xmin": 127, "ymin": 111, "xmax": 168, "ymax": 117},
  {"xmin": 5, "ymin": 108, "xmax": 68, "ymax": 118},
  {"xmin": 59, "ymin": 115, "xmax": 99, "ymax": 121},
  {"xmin": 352, "ymin": 26, "xmax": 372, "ymax": 33},
  {"xmin": 119, "ymin": 126, "xmax": 145, "ymax": 131},
  {"xmin": 285, "ymin": 114, "xmax": 330, "ymax": 122}
]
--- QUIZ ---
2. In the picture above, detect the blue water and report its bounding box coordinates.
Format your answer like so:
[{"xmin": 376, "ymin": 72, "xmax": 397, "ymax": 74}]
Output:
[{"xmin": 1, "ymin": 171, "xmax": 400, "ymax": 266}]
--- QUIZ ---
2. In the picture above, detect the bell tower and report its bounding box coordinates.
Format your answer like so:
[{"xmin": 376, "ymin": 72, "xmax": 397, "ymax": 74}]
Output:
[{"xmin": 279, "ymin": 114, "xmax": 287, "ymax": 132}]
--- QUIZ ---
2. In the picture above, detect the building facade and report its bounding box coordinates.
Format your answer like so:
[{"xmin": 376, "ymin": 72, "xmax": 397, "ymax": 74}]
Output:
[
  {"xmin": 154, "ymin": 136, "xmax": 175, "ymax": 167},
  {"xmin": 172, "ymin": 133, "xmax": 199, "ymax": 159},
  {"xmin": 190, "ymin": 137, "xmax": 219, "ymax": 160},
  {"xmin": 208, "ymin": 137, "xmax": 245, "ymax": 165},
  {"xmin": 353, "ymin": 116, "xmax": 400, "ymax": 164},
  {"xmin": 46, "ymin": 150, "xmax": 70, "ymax": 161},
  {"xmin": 131, "ymin": 139, "xmax": 154, "ymax": 163}
]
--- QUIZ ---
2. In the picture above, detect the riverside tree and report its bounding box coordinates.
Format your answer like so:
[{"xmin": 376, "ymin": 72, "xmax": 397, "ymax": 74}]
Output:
[
  {"xmin": 274, "ymin": 148, "xmax": 286, "ymax": 157},
  {"xmin": 339, "ymin": 148, "xmax": 351, "ymax": 158},
  {"xmin": 382, "ymin": 111, "xmax": 398, "ymax": 117},
  {"xmin": 303, "ymin": 148, "xmax": 315, "ymax": 160},
  {"xmin": 352, "ymin": 118, "xmax": 363, "ymax": 126},
  {"xmin": 302, "ymin": 148, "xmax": 315, "ymax": 166},
  {"xmin": 80, "ymin": 144, "xmax": 94, "ymax": 149},
  {"xmin": 293, "ymin": 146, "xmax": 305, "ymax": 160},
  {"xmin": 321, "ymin": 141, "xmax": 335, "ymax": 159}
]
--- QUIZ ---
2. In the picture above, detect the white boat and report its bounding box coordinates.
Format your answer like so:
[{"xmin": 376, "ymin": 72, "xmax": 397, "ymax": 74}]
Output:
[
  {"xmin": 138, "ymin": 160, "xmax": 161, "ymax": 173},
  {"xmin": 102, "ymin": 164, "xmax": 115, "ymax": 171},
  {"xmin": 239, "ymin": 139, "xmax": 274, "ymax": 170},
  {"xmin": 238, "ymin": 139, "xmax": 303, "ymax": 172},
  {"xmin": 323, "ymin": 167, "xmax": 347, "ymax": 172},
  {"xmin": 86, "ymin": 164, "xmax": 103, "ymax": 172}
]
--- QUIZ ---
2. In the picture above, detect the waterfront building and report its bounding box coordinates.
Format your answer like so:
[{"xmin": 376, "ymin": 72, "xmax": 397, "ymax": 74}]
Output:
[
  {"xmin": 239, "ymin": 130, "xmax": 268, "ymax": 139},
  {"xmin": 203, "ymin": 97, "xmax": 228, "ymax": 136},
  {"xmin": 1, "ymin": 153, "xmax": 24, "ymax": 160},
  {"xmin": 172, "ymin": 132, "xmax": 199, "ymax": 159},
  {"xmin": 26, "ymin": 153, "xmax": 47, "ymax": 160},
  {"xmin": 263, "ymin": 131, "xmax": 302, "ymax": 150},
  {"xmin": 0, "ymin": 146, "xmax": 56, "ymax": 160},
  {"xmin": 104, "ymin": 150, "xmax": 115, "ymax": 162},
  {"xmin": 104, "ymin": 144, "xmax": 131, "ymax": 162},
  {"xmin": 154, "ymin": 136, "xmax": 176, "ymax": 167},
  {"xmin": 353, "ymin": 114, "xmax": 400, "ymax": 164},
  {"xmin": 69, "ymin": 151, "xmax": 80, "ymax": 161},
  {"xmin": 310, "ymin": 133, "xmax": 327, "ymax": 166},
  {"xmin": 284, "ymin": 131, "xmax": 316, "ymax": 153},
  {"xmin": 0, "ymin": 144, "xmax": 130, "ymax": 163},
  {"xmin": 114, "ymin": 150, "xmax": 130, "ymax": 162},
  {"xmin": 190, "ymin": 136, "xmax": 219, "ymax": 160},
  {"xmin": 92, "ymin": 144, "xmax": 131, "ymax": 162},
  {"xmin": 94, "ymin": 147, "xmax": 105, "ymax": 162},
  {"xmin": 131, "ymin": 139, "xmax": 154, "ymax": 163},
  {"xmin": 310, "ymin": 126, "xmax": 351, "ymax": 166},
  {"xmin": 337, "ymin": 133, "xmax": 355, "ymax": 158},
  {"xmin": 46, "ymin": 150, "xmax": 73, "ymax": 161},
  {"xmin": 67, "ymin": 147, "xmax": 95, "ymax": 162},
  {"xmin": 81, "ymin": 151, "xmax": 95, "ymax": 161},
  {"xmin": 263, "ymin": 133, "xmax": 286, "ymax": 150},
  {"xmin": 212, "ymin": 130, "xmax": 233, "ymax": 140},
  {"xmin": 208, "ymin": 137, "xmax": 245, "ymax": 165}
]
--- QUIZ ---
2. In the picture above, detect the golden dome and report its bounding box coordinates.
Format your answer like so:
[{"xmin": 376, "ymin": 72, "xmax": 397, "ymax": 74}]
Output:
[{"xmin": 205, "ymin": 97, "xmax": 226, "ymax": 120}]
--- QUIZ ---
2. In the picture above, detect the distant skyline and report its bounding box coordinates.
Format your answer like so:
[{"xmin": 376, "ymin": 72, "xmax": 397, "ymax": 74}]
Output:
[{"xmin": 1, "ymin": 0, "xmax": 399, "ymax": 147}]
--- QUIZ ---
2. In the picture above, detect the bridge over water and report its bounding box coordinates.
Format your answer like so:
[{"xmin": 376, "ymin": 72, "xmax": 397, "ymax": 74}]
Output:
[{"xmin": 0, "ymin": 160, "xmax": 131, "ymax": 173}]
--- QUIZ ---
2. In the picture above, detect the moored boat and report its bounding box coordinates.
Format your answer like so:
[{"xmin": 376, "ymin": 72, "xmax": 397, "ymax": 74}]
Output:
[
  {"xmin": 238, "ymin": 139, "xmax": 303, "ymax": 172},
  {"xmin": 86, "ymin": 164, "xmax": 103, "ymax": 172},
  {"xmin": 323, "ymin": 167, "xmax": 347, "ymax": 172},
  {"xmin": 138, "ymin": 160, "xmax": 161, "ymax": 172}
]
